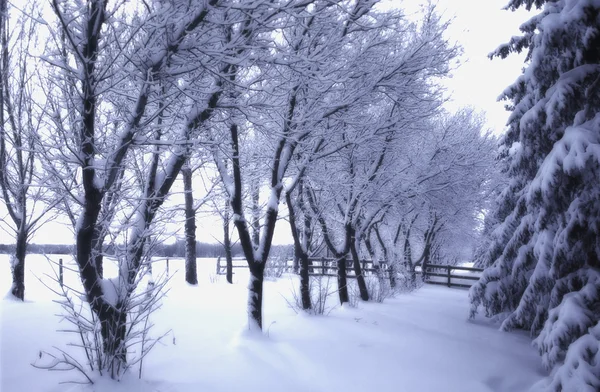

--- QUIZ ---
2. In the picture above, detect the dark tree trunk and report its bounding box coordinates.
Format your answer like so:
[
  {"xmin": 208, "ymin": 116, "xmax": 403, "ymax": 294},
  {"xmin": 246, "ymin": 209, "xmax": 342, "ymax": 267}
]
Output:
[
  {"xmin": 293, "ymin": 253, "xmax": 299, "ymax": 274},
  {"xmin": 223, "ymin": 201, "xmax": 233, "ymax": 284},
  {"xmin": 98, "ymin": 302, "xmax": 127, "ymax": 376},
  {"xmin": 250, "ymin": 181, "xmax": 260, "ymax": 247},
  {"xmin": 11, "ymin": 228, "xmax": 27, "ymax": 300},
  {"xmin": 286, "ymin": 189, "xmax": 311, "ymax": 310},
  {"xmin": 364, "ymin": 229, "xmax": 386, "ymax": 289},
  {"xmin": 374, "ymin": 224, "xmax": 396, "ymax": 288},
  {"xmin": 337, "ymin": 256, "xmax": 349, "ymax": 304},
  {"xmin": 299, "ymin": 253, "xmax": 311, "ymax": 309},
  {"xmin": 350, "ymin": 233, "xmax": 369, "ymax": 301},
  {"xmin": 91, "ymin": 233, "xmax": 104, "ymax": 278},
  {"xmin": 182, "ymin": 165, "xmax": 198, "ymax": 285},
  {"xmin": 248, "ymin": 262, "xmax": 265, "ymax": 330}
]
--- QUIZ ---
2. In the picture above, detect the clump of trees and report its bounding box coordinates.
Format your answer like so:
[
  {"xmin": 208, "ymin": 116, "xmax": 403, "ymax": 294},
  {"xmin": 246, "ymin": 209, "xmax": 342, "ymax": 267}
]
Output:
[
  {"xmin": 470, "ymin": 0, "xmax": 600, "ymax": 390},
  {"xmin": 1, "ymin": 0, "xmax": 496, "ymax": 382}
]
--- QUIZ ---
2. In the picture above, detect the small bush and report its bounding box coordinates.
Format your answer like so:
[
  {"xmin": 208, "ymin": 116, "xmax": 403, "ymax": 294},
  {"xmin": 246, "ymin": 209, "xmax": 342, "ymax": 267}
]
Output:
[{"xmin": 286, "ymin": 275, "xmax": 337, "ymax": 315}]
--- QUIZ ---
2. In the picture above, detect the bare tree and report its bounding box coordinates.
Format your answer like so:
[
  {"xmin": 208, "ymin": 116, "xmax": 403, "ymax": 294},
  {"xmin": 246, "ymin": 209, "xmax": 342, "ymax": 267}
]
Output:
[
  {"xmin": 42, "ymin": 0, "xmax": 236, "ymax": 376},
  {"xmin": 0, "ymin": 2, "xmax": 56, "ymax": 300},
  {"xmin": 212, "ymin": 0, "xmax": 415, "ymax": 326}
]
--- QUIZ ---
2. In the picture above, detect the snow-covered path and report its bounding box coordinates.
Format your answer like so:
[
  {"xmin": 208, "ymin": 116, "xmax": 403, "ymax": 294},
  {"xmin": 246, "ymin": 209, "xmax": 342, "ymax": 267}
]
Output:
[{"xmin": 0, "ymin": 256, "xmax": 546, "ymax": 392}]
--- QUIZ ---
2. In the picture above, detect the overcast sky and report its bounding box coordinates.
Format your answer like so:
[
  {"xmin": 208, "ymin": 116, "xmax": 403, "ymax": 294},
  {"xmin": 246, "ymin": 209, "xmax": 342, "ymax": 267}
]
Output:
[
  {"xmin": 0, "ymin": 0, "xmax": 532, "ymax": 246},
  {"xmin": 424, "ymin": 0, "xmax": 529, "ymax": 134}
]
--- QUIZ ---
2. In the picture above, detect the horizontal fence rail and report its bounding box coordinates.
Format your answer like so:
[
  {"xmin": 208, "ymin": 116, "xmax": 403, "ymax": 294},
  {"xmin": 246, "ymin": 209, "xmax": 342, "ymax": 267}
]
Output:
[
  {"xmin": 215, "ymin": 257, "xmax": 483, "ymax": 288},
  {"xmin": 418, "ymin": 264, "xmax": 483, "ymax": 288},
  {"xmin": 215, "ymin": 256, "xmax": 385, "ymax": 277}
]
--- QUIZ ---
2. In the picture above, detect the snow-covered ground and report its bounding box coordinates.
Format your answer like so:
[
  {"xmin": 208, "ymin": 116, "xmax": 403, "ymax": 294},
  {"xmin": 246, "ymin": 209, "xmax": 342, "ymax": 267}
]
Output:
[{"xmin": 0, "ymin": 254, "xmax": 546, "ymax": 392}]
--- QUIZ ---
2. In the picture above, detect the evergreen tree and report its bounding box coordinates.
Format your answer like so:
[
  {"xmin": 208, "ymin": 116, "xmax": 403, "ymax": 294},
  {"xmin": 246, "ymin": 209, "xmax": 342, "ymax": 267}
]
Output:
[{"xmin": 469, "ymin": 1, "xmax": 600, "ymax": 390}]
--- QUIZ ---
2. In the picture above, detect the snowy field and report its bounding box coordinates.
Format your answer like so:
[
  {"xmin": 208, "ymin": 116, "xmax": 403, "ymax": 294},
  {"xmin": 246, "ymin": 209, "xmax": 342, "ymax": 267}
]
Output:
[{"xmin": 0, "ymin": 254, "xmax": 547, "ymax": 392}]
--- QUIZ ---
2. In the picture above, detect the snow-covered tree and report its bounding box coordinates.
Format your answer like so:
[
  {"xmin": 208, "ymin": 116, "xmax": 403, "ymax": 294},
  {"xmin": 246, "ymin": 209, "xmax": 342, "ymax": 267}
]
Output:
[
  {"xmin": 0, "ymin": 2, "xmax": 58, "ymax": 300},
  {"xmin": 365, "ymin": 108, "xmax": 495, "ymax": 288},
  {"xmin": 41, "ymin": 0, "xmax": 250, "ymax": 377},
  {"xmin": 469, "ymin": 1, "xmax": 600, "ymax": 389},
  {"xmin": 211, "ymin": 0, "xmax": 426, "ymax": 325}
]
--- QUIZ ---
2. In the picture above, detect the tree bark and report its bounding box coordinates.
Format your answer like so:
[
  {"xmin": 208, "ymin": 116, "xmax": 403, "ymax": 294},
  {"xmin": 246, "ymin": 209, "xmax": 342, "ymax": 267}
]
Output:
[
  {"xmin": 374, "ymin": 224, "xmax": 396, "ymax": 288},
  {"xmin": 286, "ymin": 189, "xmax": 311, "ymax": 309},
  {"xmin": 350, "ymin": 231, "xmax": 369, "ymax": 301},
  {"xmin": 337, "ymin": 256, "xmax": 349, "ymax": 304},
  {"xmin": 182, "ymin": 164, "xmax": 198, "ymax": 285},
  {"xmin": 364, "ymin": 228, "xmax": 386, "ymax": 290},
  {"xmin": 223, "ymin": 222, "xmax": 233, "ymax": 284},
  {"xmin": 247, "ymin": 262, "xmax": 265, "ymax": 330},
  {"xmin": 223, "ymin": 203, "xmax": 233, "ymax": 284},
  {"xmin": 97, "ymin": 302, "xmax": 127, "ymax": 377},
  {"xmin": 10, "ymin": 228, "xmax": 27, "ymax": 300}
]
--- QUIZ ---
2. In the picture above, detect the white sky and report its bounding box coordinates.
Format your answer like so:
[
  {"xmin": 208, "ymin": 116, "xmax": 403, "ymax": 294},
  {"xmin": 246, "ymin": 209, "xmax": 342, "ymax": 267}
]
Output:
[{"xmin": 0, "ymin": 0, "xmax": 531, "ymax": 246}]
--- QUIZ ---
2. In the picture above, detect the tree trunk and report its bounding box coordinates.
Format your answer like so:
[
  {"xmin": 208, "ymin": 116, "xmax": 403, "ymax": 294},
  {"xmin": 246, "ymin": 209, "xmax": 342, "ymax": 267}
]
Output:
[
  {"xmin": 286, "ymin": 189, "xmax": 312, "ymax": 310},
  {"xmin": 374, "ymin": 224, "xmax": 396, "ymax": 288},
  {"xmin": 299, "ymin": 253, "xmax": 311, "ymax": 309},
  {"xmin": 182, "ymin": 165, "xmax": 198, "ymax": 285},
  {"xmin": 10, "ymin": 228, "xmax": 27, "ymax": 300},
  {"xmin": 250, "ymin": 180, "xmax": 260, "ymax": 247},
  {"xmin": 293, "ymin": 252, "xmax": 299, "ymax": 274},
  {"xmin": 223, "ymin": 201, "xmax": 233, "ymax": 284},
  {"xmin": 364, "ymin": 231, "xmax": 386, "ymax": 291},
  {"xmin": 98, "ymin": 302, "xmax": 127, "ymax": 377},
  {"xmin": 337, "ymin": 256, "xmax": 349, "ymax": 304},
  {"xmin": 247, "ymin": 262, "xmax": 265, "ymax": 330},
  {"xmin": 388, "ymin": 262, "xmax": 397, "ymax": 289},
  {"xmin": 350, "ymin": 235, "xmax": 369, "ymax": 301}
]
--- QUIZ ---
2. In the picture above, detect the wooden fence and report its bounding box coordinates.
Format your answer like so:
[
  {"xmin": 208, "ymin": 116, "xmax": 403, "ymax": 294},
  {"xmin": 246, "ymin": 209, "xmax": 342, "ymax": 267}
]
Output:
[
  {"xmin": 418, "ymin": 264, "xmax": 483, "ymax": 288},
  {"xmin": 215, "ymin": 257, "xmax": 483, "ymax": 288},
  {"xmin": 215, "ymin": 256, "xmax": 383, "ymax": 277}
]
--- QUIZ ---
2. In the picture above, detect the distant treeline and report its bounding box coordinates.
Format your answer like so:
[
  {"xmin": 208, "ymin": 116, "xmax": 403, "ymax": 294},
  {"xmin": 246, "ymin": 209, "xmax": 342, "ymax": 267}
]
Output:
[{"xmin": 0, "ymin": 241, "xmax": 293, "ymax": 259}]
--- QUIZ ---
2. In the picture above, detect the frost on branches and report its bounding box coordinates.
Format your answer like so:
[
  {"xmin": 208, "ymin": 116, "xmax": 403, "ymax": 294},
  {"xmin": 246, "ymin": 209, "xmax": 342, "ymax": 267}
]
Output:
[{"xmin": 469, "ymin": 0, "xmax": 600, "ymax": 390}]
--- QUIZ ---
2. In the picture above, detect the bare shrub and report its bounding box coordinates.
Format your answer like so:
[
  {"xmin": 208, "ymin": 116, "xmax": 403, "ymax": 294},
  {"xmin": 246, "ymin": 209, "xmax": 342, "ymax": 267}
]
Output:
[
  {"xmin": 365, "ymin": 275, "xmax": 393, "ymax": 303},
  {"xmin": 264, "ymin": 253, "xmax": 290, "ymax": 280},
  {"xmin": 33, "ymin": 257, "xmax": 170, "ymax": 383},
  {"xmin": 286, "ymin": 274, "xmax": 337, "ymax": 315}
]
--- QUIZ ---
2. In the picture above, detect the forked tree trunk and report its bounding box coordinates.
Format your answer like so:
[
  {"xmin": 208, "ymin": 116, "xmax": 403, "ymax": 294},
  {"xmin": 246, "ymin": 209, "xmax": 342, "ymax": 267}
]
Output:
[
  {"xmin": 182, "ymin": 165, "xmax": 198, "ymax": 285},
  {"xmin": 11, "ymin": 228, "xmax": 27, "ymax": 300}
]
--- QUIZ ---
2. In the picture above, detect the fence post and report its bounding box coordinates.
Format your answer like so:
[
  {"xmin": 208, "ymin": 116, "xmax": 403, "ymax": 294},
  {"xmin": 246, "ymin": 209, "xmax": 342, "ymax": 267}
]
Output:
[
  {"xmin": 59, "ymin": 258, "xmax": 64, "ymax": 287},
  {"xmin": 447, "ymin": 266, "xmax": 451, "ymax": 287},
  {"xmin": 216, "ymin": 256, "xmax": 221, "ymax": 275},
  {"xmin": 166, "ymin": 258, "xmax": 170, "ymax": 277}
]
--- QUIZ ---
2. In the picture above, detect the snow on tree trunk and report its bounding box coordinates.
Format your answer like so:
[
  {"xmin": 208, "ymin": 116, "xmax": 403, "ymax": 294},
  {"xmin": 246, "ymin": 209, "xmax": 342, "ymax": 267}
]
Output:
[{"xmin": 247, "ymin": 263, "xmax": 265, "ymax": 331}]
